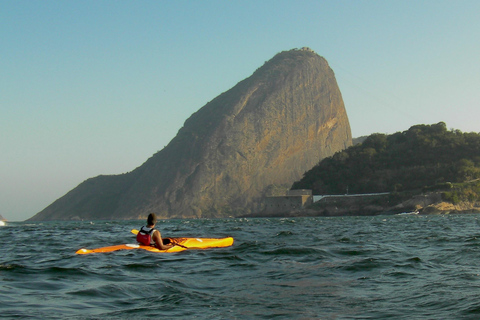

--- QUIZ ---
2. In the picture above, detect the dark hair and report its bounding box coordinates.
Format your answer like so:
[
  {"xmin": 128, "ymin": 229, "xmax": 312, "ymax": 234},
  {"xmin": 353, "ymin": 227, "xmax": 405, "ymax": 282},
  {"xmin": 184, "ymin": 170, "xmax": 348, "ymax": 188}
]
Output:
[{"xmin": 147, "ymin": 213, "xmax": 157, "ymax": 226}]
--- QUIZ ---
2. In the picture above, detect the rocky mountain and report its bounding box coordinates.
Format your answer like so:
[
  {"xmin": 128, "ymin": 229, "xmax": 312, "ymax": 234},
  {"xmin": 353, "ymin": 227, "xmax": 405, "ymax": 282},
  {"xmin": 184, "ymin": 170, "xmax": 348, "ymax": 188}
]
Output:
[{"xmin": 29, "ymin": 48, "xmax": 352, "ymax": 221}]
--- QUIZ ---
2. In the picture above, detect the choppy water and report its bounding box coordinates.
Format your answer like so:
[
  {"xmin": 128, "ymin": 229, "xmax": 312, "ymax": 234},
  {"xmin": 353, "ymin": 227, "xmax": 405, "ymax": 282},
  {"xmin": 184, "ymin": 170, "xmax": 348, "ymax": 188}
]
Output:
[{"xmin": 2, "ymin": 215, "xmax": 480, "ymax": 319}]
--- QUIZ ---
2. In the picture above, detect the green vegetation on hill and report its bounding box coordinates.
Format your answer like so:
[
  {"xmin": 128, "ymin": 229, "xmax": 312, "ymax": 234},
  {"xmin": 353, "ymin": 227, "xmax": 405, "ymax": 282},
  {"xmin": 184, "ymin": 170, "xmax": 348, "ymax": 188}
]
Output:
[
  {"xmin": 442, "ymin": 180, "xmax": 480, "ymax": 205},
  {"xmin": 292, "ymin": 123, "xmax": 480, "ymax": 202}
]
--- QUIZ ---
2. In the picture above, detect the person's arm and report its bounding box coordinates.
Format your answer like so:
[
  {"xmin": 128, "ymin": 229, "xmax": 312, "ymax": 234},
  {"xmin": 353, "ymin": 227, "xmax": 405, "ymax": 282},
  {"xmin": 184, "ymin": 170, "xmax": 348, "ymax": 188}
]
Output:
[{"xmin": 152, "ymin": 230, "xmax": 174, "ymax": 250}]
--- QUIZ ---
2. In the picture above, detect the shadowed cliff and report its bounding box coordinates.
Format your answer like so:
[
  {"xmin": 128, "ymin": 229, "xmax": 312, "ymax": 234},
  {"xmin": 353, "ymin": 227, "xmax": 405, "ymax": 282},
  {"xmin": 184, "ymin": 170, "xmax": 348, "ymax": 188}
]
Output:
[{"xmin": 29, "ymin": 48, "xmax": 352, "ymax": 221}]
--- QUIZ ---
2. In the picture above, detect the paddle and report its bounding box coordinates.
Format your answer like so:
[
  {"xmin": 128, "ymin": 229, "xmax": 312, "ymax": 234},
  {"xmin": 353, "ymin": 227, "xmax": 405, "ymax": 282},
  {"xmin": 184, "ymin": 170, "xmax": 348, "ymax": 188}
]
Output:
[{"xmin": 130, "ymin": 229, "xmax": 187, "ymax": 249}]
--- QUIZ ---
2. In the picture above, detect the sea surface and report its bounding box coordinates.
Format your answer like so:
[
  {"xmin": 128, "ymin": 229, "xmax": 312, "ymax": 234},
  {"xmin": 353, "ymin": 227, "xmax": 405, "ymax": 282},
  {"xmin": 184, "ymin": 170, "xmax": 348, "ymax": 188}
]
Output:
[{"xmin": 2, "ymin": 214, "xmax": 480, "ymax": 319}]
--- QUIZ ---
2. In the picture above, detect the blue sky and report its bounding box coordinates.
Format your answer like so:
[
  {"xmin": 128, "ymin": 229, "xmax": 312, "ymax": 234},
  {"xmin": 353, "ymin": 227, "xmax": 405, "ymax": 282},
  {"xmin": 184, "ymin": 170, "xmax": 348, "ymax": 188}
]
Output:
[{"xmin": 1, "ymin": 0, "xmax": 479, "ymax": 221}]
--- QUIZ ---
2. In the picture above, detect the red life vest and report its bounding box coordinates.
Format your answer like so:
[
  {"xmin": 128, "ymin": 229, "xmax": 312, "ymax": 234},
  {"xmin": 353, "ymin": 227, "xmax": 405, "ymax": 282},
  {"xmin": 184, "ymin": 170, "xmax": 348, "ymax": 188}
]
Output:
[{"xmin": 137, "ymin": 226, "xmax": 155, "ymax": 246}]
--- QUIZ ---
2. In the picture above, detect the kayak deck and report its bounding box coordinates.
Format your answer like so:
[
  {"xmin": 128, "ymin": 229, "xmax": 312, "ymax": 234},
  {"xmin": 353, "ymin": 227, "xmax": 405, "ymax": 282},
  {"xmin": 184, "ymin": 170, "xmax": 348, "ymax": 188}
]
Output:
[{"xmin": 76, "ymin": 237, "xmax": 234, "ymax": 255}]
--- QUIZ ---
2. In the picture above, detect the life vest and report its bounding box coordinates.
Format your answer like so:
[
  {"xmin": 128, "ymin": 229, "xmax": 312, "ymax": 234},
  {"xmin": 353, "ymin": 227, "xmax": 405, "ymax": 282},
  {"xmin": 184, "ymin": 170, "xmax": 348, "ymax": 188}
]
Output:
[{"xmin": 137, "ymin": 226, "xmax": 155, "ymax": 246}]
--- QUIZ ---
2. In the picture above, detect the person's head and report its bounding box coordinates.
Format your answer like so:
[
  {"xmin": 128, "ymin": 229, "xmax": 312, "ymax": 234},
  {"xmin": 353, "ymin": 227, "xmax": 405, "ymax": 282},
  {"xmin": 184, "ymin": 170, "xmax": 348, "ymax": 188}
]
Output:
[{"xmin": 147, "ymin": 213, "xmax": 157, "ymax": 226}]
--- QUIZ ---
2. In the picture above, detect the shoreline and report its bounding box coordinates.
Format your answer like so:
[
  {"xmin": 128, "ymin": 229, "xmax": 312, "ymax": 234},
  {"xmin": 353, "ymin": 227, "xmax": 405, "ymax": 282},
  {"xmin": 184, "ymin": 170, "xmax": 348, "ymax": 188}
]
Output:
[{"xmin": 244, "ymin": 192, "xmax": 480, "ymax": 218}]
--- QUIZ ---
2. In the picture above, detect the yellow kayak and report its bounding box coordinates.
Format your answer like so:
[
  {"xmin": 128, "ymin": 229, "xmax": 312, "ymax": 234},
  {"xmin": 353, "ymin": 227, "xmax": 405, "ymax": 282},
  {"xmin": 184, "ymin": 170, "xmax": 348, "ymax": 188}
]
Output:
[{"xmin": 76, "ymin": 230, "xmax": 233, "ymax": 255}]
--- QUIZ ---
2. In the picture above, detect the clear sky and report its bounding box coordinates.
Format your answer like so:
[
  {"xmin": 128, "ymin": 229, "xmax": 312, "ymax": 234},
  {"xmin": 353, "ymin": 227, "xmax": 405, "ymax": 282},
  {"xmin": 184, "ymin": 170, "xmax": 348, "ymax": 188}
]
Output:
[{"xmin": 1, "ymin": 1, "xmax": 479, "ymax": 221}]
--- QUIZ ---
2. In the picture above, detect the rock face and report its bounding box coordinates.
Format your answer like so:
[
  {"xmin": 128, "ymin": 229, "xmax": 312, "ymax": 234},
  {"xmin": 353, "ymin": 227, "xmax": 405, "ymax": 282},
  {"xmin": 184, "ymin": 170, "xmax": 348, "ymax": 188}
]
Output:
[{"xmin": 29, "ymin": 48, "xmax": 352, "ymax": 221}]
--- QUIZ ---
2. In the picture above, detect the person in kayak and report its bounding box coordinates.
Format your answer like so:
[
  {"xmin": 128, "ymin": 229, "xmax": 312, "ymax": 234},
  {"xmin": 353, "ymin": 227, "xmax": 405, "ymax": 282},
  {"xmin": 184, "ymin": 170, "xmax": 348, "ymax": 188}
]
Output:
[{"xmin": 137, "ymin": 213, "xmax": 174, "ymax": 250}]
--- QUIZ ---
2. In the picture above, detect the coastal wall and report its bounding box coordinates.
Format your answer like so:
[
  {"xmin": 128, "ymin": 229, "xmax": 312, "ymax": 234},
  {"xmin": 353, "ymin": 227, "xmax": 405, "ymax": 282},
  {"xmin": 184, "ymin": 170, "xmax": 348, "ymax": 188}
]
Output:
[{"xmin": 264, "ymin": 190, "xmax": 313, "ymax": 214}]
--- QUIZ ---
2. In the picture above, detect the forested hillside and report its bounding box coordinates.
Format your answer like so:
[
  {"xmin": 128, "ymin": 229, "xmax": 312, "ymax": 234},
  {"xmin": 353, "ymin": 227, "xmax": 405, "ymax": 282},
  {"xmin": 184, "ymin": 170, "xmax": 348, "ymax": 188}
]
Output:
[{"xmin": 292, "ymin": 122, "xmax": 480, "ymax": 197}]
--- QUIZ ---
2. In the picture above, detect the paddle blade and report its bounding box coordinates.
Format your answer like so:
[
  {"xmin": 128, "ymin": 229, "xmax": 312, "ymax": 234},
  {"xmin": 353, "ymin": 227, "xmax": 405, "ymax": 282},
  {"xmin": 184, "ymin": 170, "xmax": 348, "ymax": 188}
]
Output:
[{"xmin": 131, "ymin": 229, "xmax": 139, "ymax": 235}]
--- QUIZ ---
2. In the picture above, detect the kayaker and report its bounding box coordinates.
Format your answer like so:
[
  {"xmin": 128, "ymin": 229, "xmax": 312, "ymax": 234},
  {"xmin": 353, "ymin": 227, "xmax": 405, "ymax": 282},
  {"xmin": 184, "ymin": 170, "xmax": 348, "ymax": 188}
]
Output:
[{"xmin": 137, "ymin": 213, "xmax": 174, "ymax": 250}]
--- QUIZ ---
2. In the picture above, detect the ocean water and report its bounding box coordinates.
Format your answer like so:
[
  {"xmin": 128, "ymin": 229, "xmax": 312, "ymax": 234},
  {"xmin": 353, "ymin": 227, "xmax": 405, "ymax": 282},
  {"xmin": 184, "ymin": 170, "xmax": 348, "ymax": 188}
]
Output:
[{"xmin": 2, "ymin": 215, "xmax": 480, "ymax": 319}]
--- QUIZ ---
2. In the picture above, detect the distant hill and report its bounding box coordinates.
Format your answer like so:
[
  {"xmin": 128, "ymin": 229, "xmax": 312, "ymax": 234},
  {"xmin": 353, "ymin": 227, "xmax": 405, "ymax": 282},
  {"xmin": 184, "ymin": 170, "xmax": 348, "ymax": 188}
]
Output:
[
  {"xmin": 292, "ymin": 122, "xmax": 480, "ymax": 195},
  {"xmin": 352, "ymin": 136, "xmax": 368, "ymax": 145},
  {"xmin": 29, "ymin": 48, "xmax": 352, "ymax": 221}
]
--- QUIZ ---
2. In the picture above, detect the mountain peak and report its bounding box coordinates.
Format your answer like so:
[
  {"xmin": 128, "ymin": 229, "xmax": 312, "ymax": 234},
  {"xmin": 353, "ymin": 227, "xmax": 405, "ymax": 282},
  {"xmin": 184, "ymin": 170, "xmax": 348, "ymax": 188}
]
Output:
[{"xmin": 29, "ymin": 49, "xmax": 352, "ymax": 221}]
